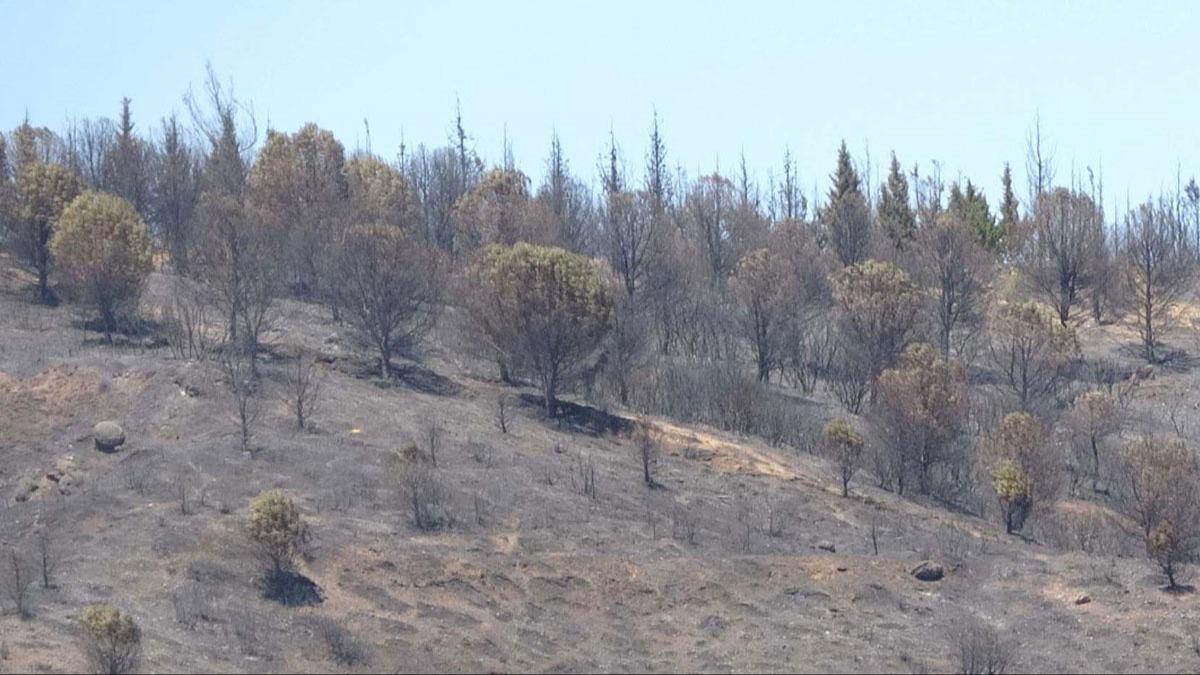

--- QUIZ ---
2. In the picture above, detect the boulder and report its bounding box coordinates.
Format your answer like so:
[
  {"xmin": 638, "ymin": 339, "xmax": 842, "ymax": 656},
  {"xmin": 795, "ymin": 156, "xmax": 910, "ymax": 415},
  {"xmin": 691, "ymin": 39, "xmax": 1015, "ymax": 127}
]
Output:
[
  {"xmin": 93, "ymin": 421, "xmax": 126, "ymax": 452},
  {"xmin": 817, "ymin": 541, "xmax": 837, "ymax": 553},
  {"xmin": 911, "ymin": 561, "xmax": 945, "ymax": 582}
]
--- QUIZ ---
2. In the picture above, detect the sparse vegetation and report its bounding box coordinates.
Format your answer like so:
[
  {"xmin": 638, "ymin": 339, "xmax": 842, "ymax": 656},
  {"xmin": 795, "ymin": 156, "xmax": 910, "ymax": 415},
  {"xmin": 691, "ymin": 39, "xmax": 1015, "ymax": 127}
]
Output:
[
  {"xmin": 310, "ymin": 616, "xmax": 370, "ymax": 667},
  {"xmin": 1119, "ymin": 437, "xmax": 1200, "ymax": 589},
  {"xmin": 3, "ymin": 549, "xmax": 31, "ymax": 619},
  {"xmin": 6, "ymin": 35, "xmax": 1200, "ymax": 673},
  {"xmin": 950, "ymin": 616, "xmax": 1015, "ymax": 675},
  {"xmin": 633, "ymin": 423, "xmax": 661, "ymax": 488},
  {"xmin": 282, "ymin": 353, "xmax": 323, "ymax": 431}
]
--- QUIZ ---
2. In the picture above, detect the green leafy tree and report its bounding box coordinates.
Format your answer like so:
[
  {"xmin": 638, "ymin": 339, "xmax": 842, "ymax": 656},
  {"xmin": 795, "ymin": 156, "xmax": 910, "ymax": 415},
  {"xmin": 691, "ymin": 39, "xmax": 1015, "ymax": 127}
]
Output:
[
  {"xmin": 12, "ymin": 161, "xmax": 83, "ymax": 303},
  {"xmin": 466, "ymin": 243, "xmax": 614, "ymax": 417},
  {"xmin": 50, "ymin": 192, "xmax": 154, "ymax": 341}
]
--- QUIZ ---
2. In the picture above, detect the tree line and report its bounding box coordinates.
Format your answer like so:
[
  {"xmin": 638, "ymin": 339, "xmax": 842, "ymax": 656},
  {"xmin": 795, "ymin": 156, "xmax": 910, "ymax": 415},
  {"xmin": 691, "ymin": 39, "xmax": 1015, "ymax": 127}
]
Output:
[{"xmin": 4, "ymin": 69, "xmax": 1200, "ymax": 588}]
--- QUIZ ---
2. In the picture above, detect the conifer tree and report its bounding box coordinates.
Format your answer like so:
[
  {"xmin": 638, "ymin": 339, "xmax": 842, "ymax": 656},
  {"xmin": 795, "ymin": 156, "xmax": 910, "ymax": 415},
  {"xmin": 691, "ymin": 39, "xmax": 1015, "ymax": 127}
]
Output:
[
  {"xmin": 949, "ymin": 180, "xmax": 1000, "ymax": 251},
  {"xmin": 105, "ymin": 98, "xmax": 149, "ymax": 215},
  {"xmin": 999, "ymin": 163, "xmax": 1020, "ymax": 247},
  {"xmin": 821, "ymin": 141, "xmax": 871, "ymax": 266},
  {"xmin": 878, "ymin": 152, "xmax": 915, "ymax": 249}
]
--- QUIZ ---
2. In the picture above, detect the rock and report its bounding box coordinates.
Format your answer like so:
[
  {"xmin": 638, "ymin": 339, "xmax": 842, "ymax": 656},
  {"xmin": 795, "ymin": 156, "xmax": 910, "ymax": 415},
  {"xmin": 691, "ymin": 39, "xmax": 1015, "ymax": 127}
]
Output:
[
  {"xmin": 817, "ymin": 541, "xmax": 837, "ymax": 553},
  {"xmin": 93, "ymin": 421, "xmax": 126, "ymax": 452},
  {"xmin": 911, "ymin": 561, "xmax": 945, "ymax": 582},
  {"xmin": 172, "ymin": 375, "xmax": 201, "ymax": 397},
  {"xmin": 700, "ymin": 614, "xmax": 729, "ymax": 636},
  {"xmin": 1074, "ymin": 594, "xmax": 1091, "ymax": 605}
]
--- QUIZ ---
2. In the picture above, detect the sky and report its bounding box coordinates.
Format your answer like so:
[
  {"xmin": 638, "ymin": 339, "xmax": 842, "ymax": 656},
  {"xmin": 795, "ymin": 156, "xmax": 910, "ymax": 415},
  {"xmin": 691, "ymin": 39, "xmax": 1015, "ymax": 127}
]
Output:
[{"xmin": 1, "ymin": 0, "xmax": 1198, "ymax": 213}]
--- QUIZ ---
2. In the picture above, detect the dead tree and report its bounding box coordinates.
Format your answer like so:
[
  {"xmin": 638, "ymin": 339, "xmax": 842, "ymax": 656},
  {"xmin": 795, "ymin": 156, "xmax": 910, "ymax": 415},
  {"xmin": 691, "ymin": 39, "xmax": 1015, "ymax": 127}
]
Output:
[
  {"xmin": 221, "ymin": 348, "xmax": 260, "ymax": 454},
  {"xmin": 282, "ymin": 353, "xmax": 323, "ymax": 431},
  {"xmin": 1121, "ymin": 198, "xmax": 1195, "ymax": 363}
]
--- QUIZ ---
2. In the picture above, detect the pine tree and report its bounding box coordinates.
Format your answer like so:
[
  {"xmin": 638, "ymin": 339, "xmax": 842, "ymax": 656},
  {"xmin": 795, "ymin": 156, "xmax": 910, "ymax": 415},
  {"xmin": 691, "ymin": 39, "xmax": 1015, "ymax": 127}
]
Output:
[
  {"xmin": 154, "ymin": 114, "xmax": 200, "ymax": 274},
  {"xmin": 106, "ymin": 98, "xmax": 149, "ymax": 215},
  {"xmin": 821, "ymin": 141, "xmax": 871, "ymax": 266},
  {"xmin": 878, "ymin": 152, "xmax": 915, "ymax": 248},
  {"xmin": 999, "ymin": 163, "xmax": 1020, "ymax": 247},
  {"xmin": 645, "ymin": 112, "xmax": 670, "ymax": 217},
  {"xmin": 777, "ymin": 146, "xmax": 807, "ymax": 222},
  {"xmin": 0, "ymin": 132, "xmax": 9, "ymax": 184},
  {"xmin": 949, "ymin": 180, "xmax": 1000, "ymax": 251},
  {"xmin": 544, "ymin": 132, "xmax": 568, "ymax": 222}
]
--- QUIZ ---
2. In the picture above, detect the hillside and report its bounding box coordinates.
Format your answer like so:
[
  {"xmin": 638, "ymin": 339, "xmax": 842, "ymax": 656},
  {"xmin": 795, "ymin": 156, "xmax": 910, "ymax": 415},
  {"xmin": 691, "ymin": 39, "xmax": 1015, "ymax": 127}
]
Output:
[{"xmin": 1, "ymin": 254, "xmax": 1199, "ymax": 674}]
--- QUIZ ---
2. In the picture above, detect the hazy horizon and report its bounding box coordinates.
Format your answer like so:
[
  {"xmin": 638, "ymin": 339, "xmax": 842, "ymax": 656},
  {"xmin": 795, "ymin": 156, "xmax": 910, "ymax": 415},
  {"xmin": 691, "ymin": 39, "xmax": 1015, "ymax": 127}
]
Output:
[{"xmin": 3, "ymin": 0, "xmax": 1197, "ymax": 213}]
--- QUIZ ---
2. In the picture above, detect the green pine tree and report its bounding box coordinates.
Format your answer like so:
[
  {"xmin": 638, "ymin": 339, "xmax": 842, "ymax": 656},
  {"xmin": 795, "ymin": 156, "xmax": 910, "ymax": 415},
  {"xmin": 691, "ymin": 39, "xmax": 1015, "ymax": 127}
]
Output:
[
  {"xmin": 949, "ymin": 180, "xmax": 1000, "ymax": 251},
  {"xmin": 878, "ymin": 152, "xmax": 915, "ymax": 248},
  {"xmin": 998, "ymin": 163, "xmax": 1020, "ymax": 248},
  {"xmin": 822, "ymin": 141, "xmax": 871, "ymax": 266}
]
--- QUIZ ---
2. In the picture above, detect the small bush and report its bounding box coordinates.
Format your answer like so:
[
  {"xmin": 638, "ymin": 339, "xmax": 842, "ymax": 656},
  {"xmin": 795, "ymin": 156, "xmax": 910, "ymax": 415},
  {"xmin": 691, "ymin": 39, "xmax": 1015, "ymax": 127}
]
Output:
[
  {"xmin": 401, "ymin": 463, "xmax": 452, "ymax": 531},
  {"xmin": 310, "ymin": 616, "xmax": 370, "ymax": 666},
  {"xmin": 950, "ymin": 616, "xmax": 1014, "ymax": 675},
  {"xmin": 246, "ymin": 490, "xmax": 309, "ymax": 575},
  {"xmin": 990, "ymin": 459, "xmax": 1032, "ymax": 535},
  {"xmin": 2, "ymin": 550, "xmax": 32, "ymax": 619},
  {"xmin": 171, "ymin": 582, "xmax": 211, "ymax": 629},
  {"xmin": 821, "ymin": 418, "xmax": 865, "ymax": 497},
  {"xmin": 78, "ymin": 604, "xmax": 141, "ymax": 675}
]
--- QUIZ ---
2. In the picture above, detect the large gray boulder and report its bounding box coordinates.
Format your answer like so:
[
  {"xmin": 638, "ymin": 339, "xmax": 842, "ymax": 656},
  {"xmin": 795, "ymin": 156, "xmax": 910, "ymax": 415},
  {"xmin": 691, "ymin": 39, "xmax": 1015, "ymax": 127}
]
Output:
[{"xmin": 93, "ymin": 421, "xmax": 126, "ymax": 452}]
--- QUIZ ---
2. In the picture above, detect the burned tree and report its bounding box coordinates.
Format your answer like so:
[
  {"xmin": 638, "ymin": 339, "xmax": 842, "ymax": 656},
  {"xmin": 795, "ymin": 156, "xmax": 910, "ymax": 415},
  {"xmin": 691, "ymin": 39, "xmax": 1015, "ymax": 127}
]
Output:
[
  {"xmin": 1121, "ymin": 198, "xmax": 1195, "ymax": 363},
  {"xmin": 330, "ymin": 225, "xmax": 443, "ymax": 379}
]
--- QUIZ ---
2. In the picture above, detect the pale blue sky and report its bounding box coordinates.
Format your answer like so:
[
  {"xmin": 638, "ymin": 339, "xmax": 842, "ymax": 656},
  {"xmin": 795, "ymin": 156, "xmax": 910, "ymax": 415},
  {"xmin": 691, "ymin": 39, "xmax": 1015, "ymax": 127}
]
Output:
[{"xmin": 2, "ymin": 0, "xmax": 1197, "ymax": 212}]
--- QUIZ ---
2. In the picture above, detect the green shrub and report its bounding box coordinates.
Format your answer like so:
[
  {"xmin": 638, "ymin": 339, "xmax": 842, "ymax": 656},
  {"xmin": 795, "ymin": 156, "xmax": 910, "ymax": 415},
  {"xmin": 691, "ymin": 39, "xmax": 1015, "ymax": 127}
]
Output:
[
  {"xmin": 79, "ymin": 603, "xmax": 141, "ymax": 675},
  {"xmin": 50, "ymin": 191, "xmax": 153, "ymax": 340},
  {"xmin": 246, "ymin": 490, "xmax": 308, "ymax": 574}
]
